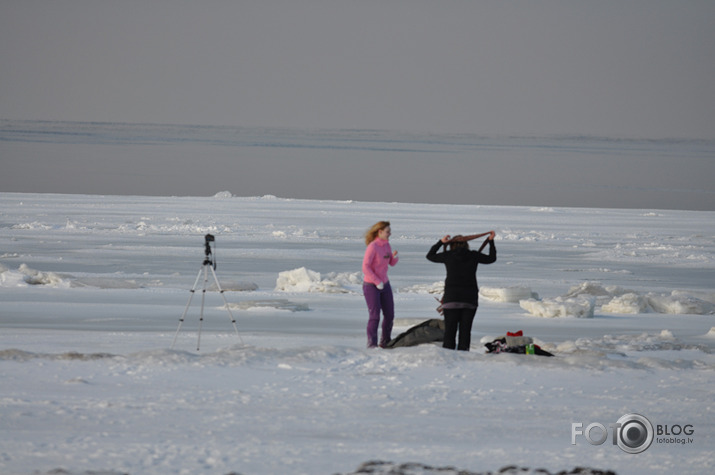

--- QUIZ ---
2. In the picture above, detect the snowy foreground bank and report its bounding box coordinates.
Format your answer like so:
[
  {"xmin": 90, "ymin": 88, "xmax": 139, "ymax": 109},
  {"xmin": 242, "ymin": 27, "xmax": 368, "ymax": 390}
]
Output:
[{"xmin": 1, "ymin": 193, "xmax": 714, "ymax": 475}]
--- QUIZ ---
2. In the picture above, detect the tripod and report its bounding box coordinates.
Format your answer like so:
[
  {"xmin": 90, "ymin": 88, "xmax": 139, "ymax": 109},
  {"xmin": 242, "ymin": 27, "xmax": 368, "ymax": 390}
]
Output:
[{"xmin": 171, "ymin": 234, "xmax": 242, "ymax": 350}]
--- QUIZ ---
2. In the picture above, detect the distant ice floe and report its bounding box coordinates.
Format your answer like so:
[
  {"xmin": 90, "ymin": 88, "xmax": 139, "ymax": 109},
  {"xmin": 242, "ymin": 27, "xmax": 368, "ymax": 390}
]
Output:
[
  {"xmin": 206, "ymin": 281, "xmax": 258, "ymax": 292},
  {"xmin": 275, "ymin": 267, "xmax": 361, "ymax": 293},
  {"xmin": 9, "ymin": 215, "xmax": 236, "ymax": 236},
  {"xmin": 480, "ymin": 285, "xmax": 539, "ymax": 303},
  {"xmin": 646, "ymin": 290, "xmax": 715, "ymax": 315},
  {"xmin": 228, "ymin": 299, "xmax": 310, "ymax": 312},
  {"xmin": 519, "ymin": 281, "xmax": 715, "ymax": 318},
  {"xmin": 0, "ymin": 263, "xmax": 70, "ymax": 288},
  {"xmin": 1, "ymin": 264, "xmax": 162, "ymax": 290},
  {"xmin": 4, "ymin": 260, "xmax": 713, "ymax": 319},
  {"xmin": 11, "ymin": 221, "xmax": 52, "ymax": 231},
  {"xmin": 401, "ymin": 284, "xmax": 539, "ymax": 302},
  {"xmin": 400, "ymin": 281, "xmax": 444, "ymax": 294},
  {"xmin": 520, "ymin": 295, "xmax": 596, "ymax": 318},
  {"xmin": 72, "ymin": 278, "xmax": 142, "ymax": 289},
  {"xmin": 213, "ymin": 191, "xmax": 286, "ymax": 200},
  {"xmin": 0, "ymin": 263, "xmax": 144, "ymax": 289}
]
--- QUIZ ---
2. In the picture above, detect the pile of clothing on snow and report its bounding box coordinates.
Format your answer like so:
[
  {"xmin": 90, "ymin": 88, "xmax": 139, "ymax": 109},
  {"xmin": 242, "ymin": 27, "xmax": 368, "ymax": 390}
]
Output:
[{"xmin": 484, "ymin": 330, "xmax": 554, "ymax": 357}]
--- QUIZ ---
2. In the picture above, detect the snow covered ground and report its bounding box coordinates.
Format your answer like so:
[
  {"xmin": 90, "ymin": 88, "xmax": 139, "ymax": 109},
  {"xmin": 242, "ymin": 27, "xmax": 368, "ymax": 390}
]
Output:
[{"xmin": 1, "ymin": 192, "xmax": 714, "ymax": 475}]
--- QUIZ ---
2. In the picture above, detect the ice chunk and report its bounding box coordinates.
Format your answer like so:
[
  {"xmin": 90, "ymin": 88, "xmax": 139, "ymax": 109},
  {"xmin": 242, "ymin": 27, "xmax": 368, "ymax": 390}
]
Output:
[
  {"xmin": 519, "ymin": 295, "xmax": 595, "ymax": 318},
  {"xmin": 601, "ymin": 293, "xmax": 650, "ymax": 314},
  {"xmin": 275, "ymin": 267, "xmax": 351, "ymax": 293},
  {"xmin": 480, "ymin": 285, "xmax": 538, "ymax": 303},
  {"xmin": 646, "ymin": 291, "xmax": 715, "ymax": 315}
]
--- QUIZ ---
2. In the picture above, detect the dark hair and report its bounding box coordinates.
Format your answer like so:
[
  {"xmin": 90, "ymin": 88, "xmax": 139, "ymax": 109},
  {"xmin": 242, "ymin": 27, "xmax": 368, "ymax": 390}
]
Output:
[{"xmin": 448, "ymin": 240, "xmax": 469, "ymax": 251}]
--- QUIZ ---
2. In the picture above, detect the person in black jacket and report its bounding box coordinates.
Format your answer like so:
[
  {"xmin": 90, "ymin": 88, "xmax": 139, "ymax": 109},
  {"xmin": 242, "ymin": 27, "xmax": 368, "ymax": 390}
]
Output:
[{"xmin": 426, "ymin": 231, "xmax": 496, "ymax": 351}]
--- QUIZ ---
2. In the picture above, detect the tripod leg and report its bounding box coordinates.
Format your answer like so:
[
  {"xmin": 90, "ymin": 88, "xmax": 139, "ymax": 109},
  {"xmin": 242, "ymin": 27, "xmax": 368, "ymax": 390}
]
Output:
[
  {"xmin": 171, "ymin": 267, "xmax": 205, "ymax": 349},
  {"xmin": 209, "ymin": 264, "xmax": 243, "ymax": 345},
  {"xmin": 196, "ymin": 264, "xmax": 210, "ymax": 351}
]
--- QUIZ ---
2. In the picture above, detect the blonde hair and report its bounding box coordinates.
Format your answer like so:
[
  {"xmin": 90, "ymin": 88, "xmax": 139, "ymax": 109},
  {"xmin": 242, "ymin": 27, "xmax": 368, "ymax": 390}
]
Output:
[{"xmin": 365, "ymin": 221, "xmax": 390, "ymax": 245}]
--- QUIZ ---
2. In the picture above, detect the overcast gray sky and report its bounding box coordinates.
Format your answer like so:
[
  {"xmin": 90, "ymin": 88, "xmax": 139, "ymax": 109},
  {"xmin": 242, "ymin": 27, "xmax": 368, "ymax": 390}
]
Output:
[
  {"xmin": 2, "ymin": 1, "xmax": 715, "ymax": 211},
  {"xmin": 2, "ymin": 0, "xmax": 714, "ymax": 139}
]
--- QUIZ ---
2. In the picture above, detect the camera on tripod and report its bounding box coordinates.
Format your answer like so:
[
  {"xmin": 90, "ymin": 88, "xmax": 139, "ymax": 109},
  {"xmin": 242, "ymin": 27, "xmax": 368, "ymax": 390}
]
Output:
[{"xmin": 203, "ymin": 234, "xmax": 216, "ymax": 268}]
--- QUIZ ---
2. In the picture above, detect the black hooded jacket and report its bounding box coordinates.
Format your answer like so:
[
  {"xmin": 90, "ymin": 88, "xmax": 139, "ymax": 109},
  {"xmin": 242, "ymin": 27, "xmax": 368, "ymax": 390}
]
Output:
[{"xmin": 426, "ymin": 239, "xmax": 497, "ymax": 306}]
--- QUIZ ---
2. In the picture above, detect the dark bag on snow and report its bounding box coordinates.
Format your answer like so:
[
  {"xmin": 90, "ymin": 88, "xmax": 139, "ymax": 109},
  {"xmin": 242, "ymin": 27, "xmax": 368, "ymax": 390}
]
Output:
[{"xmin": 384, "ymin": 319, "xmax": 445, "ymax": 349}]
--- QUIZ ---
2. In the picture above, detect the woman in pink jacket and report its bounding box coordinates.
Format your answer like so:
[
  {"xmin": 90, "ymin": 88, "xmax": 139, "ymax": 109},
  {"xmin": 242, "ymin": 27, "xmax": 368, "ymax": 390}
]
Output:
[{"xmin": 362, "ymin": 221, "xmax": 399, "ymax": 348}]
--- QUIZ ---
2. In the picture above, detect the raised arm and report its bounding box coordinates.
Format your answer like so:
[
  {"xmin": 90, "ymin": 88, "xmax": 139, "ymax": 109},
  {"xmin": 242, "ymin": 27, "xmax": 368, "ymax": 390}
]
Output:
[
  {"xmin": 478, "ymin": 235, "xmax": 497, "ymax": 264},
  {"xmin": 477, "ymin": 230, "xmax": 496, "ymax": 252},
  {"xmin": 426, "ymin": 237, "xmax": 448, "ymax": 263}
]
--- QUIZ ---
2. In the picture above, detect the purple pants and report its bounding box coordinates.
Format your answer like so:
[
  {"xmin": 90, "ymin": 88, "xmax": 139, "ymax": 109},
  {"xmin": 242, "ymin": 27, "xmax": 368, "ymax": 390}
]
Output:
[{"xmin": 363, "ymin": 282, "xmax": 394, "ymax": 347}]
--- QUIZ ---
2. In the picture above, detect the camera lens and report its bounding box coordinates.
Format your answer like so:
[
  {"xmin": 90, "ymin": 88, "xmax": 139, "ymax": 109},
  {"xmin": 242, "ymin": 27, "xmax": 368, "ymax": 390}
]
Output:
[{"xmin": 616, "ymin": 413, "xmax": 654, "ymax": 454}]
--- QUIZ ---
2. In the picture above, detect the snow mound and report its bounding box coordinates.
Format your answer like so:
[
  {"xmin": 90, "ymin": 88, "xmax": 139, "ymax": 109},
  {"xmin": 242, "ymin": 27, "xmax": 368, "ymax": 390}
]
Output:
[
  {"xmin": 520, "ymin": 295, "xmax": 595, "ymax": 318},
  {"xmin": 275, "ymin": 267, "xmax": 357, "ymax": 293},
  {"xmin": 480, "ymin": 285, "xmax": 538, "ymax": 303}
]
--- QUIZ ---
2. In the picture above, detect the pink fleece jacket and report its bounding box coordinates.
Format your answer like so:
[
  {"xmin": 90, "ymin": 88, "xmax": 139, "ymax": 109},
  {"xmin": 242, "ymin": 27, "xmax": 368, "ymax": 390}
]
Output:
[{"xmin": 362, "ymin": 238, "xmax": 398, "ymax": 286}]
